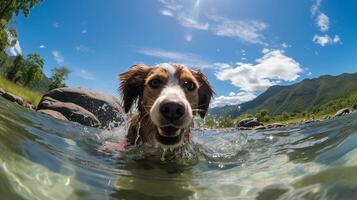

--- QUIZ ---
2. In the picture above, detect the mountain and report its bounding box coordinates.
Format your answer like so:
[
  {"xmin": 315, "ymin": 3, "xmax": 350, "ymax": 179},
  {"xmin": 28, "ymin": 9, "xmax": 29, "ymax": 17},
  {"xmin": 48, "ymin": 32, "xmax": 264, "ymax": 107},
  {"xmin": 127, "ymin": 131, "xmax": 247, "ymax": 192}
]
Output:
[{"xmin": 209, "ymin": 73, "xmax": 357, "ymax": 117}]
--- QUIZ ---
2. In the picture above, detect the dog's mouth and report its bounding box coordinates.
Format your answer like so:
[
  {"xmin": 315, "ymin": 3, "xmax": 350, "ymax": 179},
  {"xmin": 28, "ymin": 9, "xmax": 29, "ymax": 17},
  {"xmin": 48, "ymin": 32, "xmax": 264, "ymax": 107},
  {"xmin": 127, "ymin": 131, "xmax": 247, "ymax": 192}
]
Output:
[{"xmin": 156, "ymin": 126, "xmax": 183, "ymax": 146}]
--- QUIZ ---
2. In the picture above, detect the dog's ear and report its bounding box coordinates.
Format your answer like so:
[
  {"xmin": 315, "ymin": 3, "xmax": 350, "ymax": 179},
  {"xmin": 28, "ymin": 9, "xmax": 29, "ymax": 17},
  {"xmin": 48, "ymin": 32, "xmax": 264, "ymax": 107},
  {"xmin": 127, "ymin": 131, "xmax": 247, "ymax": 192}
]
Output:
[
  {"xmin": 119, "ymin": 64, "xmax": 152, "ymax": 113},
  {"xmin": 192, "ymin": 69, "xmax": 215, "ymax": 118}
]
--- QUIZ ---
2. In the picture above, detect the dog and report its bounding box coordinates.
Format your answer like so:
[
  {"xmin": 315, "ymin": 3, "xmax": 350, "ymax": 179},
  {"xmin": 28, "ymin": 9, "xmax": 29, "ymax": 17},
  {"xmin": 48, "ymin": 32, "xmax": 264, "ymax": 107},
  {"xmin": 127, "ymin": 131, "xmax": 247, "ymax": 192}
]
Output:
[{"xmin": 118, "ymin": 63, "xmax": 214, "ymax": 149}]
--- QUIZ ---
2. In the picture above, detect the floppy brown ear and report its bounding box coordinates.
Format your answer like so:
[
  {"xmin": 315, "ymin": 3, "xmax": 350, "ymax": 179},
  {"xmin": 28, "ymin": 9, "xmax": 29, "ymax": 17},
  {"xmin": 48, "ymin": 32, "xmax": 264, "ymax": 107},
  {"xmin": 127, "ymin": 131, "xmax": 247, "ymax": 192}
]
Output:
[
  {"xmin": 119, "ymin": 64, "xmax": 152, "ymax": 113},
  {"xmin": 192, "ymin": 69, "xmax": 215, "ymax": 118}
]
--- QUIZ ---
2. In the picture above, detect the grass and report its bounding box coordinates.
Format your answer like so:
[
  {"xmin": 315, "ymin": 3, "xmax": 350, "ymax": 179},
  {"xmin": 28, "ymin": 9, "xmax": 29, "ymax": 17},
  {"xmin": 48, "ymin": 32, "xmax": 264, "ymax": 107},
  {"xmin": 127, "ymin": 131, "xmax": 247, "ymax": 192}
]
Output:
[{"xmin": 0, "ymin": 75, "xmax": 43, "ymax": 106}]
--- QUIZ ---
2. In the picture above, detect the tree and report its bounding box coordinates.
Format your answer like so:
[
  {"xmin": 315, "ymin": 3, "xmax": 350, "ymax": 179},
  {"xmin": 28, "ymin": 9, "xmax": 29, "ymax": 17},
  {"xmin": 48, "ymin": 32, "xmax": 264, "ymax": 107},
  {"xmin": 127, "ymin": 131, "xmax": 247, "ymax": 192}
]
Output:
[
  {"xmin": 49, "ymin": 66, "xmax": 71, "ymax": 90},
  {"xmin": 21, "ymin": 53, "xmax": 44, "ymax": 85},
  {"xmin": 5, "ymin": 54, "xmax": 23, "ymax": 81},
  {"xmin": 0, "ymin": 0, "xmax": 43, "ymax": 52},
  {"xmin": 256, "ymin": 109, "xmax": 270, "ymax": 122}
]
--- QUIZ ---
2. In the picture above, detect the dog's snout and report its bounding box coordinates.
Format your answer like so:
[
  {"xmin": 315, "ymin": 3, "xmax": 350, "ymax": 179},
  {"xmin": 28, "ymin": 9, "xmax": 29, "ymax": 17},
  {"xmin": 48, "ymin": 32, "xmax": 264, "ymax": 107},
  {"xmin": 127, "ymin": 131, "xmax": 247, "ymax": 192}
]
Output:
[{"xmin": 160, "ymin": 101, "xmax": 185, "ymax": 121}]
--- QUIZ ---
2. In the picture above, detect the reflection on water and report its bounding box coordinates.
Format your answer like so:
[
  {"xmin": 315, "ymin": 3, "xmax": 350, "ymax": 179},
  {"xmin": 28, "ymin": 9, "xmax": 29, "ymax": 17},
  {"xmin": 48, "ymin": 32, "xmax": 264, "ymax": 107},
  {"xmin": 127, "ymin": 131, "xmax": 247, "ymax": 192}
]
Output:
[{"xmin": 0, "ymin": 96, "xmax": 357, "ymax": 199}]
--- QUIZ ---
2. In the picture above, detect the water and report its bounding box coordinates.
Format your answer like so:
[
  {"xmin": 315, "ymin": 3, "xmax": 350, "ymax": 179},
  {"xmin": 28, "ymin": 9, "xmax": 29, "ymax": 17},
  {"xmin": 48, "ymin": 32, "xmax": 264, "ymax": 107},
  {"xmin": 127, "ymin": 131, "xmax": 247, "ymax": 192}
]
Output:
[{"xmin": 1, "ymin": 97, "xmax": 357, "ymax": 200}]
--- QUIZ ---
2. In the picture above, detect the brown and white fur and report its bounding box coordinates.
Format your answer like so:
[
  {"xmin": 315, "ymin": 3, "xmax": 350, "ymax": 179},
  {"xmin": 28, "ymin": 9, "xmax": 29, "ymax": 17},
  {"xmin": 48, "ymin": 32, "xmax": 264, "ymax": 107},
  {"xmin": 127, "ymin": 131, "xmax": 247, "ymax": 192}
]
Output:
[{"xmin": 119, "ymin": 63, "xmax": 214, "ymax": 149}]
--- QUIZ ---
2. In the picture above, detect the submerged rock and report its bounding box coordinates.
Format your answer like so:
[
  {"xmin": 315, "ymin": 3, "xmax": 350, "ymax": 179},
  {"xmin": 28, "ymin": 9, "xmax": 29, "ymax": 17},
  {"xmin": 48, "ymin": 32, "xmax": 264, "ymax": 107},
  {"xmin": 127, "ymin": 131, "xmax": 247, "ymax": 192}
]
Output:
[
  {"xmin": 335, "ymin": 108, "xmax": 350, "ymax": 117},
  {"xmin": 37, "ymin": 87, "xmax": 125, "ymax": 129}
]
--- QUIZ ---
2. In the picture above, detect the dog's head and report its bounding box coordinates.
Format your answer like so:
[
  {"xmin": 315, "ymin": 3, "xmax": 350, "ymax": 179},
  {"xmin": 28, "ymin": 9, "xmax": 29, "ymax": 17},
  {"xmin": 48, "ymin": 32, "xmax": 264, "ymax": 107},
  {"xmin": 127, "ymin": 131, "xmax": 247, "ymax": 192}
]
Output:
[{"xmin": 119, "ymin": 63, "xmax": 214, "ymax": 147}]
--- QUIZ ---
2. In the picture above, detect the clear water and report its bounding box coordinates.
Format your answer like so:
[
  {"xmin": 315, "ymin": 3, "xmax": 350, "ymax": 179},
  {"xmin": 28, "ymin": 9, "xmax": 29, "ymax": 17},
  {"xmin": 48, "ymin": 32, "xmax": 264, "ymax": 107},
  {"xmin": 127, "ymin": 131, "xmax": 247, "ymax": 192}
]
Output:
[{"xmin": 1, "ymin": 97, "xmax": 357, "ymax": 200}]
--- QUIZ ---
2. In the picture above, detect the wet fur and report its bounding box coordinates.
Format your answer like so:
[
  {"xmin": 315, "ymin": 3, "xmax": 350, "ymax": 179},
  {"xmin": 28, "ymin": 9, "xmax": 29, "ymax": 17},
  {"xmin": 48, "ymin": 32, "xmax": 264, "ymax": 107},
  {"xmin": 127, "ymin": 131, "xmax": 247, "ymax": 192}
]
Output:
[{"xmin": 119, "ymin": 64, "xmax": 214, "ymax": 146}]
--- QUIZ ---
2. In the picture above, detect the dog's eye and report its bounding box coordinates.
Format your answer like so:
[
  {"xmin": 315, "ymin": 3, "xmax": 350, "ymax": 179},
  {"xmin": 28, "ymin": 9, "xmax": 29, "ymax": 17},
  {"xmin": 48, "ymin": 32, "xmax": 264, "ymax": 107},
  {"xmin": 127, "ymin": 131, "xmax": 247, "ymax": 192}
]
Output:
[
  {"xmin": 183, "ymin": 81, "xmax": 196, "ymax": 91},
  {"xmin": 149, "ymin": 78, "xmax": 163, "ymax": 89}
]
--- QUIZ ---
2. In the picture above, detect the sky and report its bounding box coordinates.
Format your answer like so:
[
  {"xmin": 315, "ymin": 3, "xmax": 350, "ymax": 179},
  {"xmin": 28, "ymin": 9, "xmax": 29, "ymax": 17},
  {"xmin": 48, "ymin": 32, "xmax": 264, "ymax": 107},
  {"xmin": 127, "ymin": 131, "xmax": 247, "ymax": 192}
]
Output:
[{"xmin": 8, "ymin": 0, "xmax": 357, "ymax": 107}]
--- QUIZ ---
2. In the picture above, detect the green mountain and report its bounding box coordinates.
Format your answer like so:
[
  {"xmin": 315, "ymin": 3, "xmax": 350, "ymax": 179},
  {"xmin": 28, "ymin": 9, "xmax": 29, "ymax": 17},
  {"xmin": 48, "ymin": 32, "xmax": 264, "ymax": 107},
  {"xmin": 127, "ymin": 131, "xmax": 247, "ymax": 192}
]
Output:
[{"xmin": 209, "ymin": 73, "xmax": 357, "ymax": 117}]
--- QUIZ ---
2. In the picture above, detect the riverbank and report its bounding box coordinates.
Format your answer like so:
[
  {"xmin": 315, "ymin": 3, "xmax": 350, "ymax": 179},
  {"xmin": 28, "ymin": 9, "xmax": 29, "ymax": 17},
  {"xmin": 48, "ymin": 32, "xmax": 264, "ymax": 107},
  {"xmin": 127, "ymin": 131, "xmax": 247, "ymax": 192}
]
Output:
[{"xmin": 0, "ymin": 75, "xmax": 43, "ymax": 106}]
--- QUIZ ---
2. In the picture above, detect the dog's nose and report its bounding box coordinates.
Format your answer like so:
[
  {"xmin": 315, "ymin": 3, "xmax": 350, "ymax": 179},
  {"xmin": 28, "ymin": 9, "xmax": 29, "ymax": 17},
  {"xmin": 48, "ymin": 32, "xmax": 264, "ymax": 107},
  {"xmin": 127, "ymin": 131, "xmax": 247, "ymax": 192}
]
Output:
[{"xmin": 160, "ymin": 101, "xmax": 185, "ymax": 121}]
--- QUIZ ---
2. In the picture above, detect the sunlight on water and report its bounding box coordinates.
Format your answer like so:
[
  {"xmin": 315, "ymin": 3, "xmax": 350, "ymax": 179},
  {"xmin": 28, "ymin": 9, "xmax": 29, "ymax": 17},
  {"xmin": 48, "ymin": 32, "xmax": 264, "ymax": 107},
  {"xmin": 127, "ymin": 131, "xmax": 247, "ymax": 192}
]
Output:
[{"xmin": 0, "ymin": 97, "xmax": 357, "ymax": 199}]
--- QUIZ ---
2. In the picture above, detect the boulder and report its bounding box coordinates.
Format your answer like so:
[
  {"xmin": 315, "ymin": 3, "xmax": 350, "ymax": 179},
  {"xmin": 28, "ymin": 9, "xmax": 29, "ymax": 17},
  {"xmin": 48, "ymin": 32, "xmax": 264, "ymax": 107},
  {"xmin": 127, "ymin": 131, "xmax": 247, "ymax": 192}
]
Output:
[
  {"xmin": 37, "ymin": 96, "xmax": 101, "ymax": 127},
  {"xmin": 2, "ymin": 92, "xmax": 25, "ymax": 106},
  {"xmin": 38, "ymin": 109, "xmax": 68, "ymax": 121},
  {"xmin": 37, "ymin": 87, "xmax": 125, "ymax": 129},
  {"xmin": 335, "ymin": 108, "xmax": 350, "ymax": 117},
  {"xmin": 237, "ymin": 118, "xmax": 262, "ymax": 128}
]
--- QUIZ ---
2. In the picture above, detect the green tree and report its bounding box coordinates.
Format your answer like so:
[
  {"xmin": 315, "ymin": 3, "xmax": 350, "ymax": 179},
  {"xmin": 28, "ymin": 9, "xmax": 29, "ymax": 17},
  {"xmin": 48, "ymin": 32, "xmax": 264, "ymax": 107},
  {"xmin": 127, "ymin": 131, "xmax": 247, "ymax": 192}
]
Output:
[
  {"xmin": 49, "ymin": 66, "xmax": 71, "ymax": 90},
  {"xmin": 0, "ymin": 0, "xmax": 43, "ymax": 52},
  {"xmin": 256, "ymin": 109, "xmax": 269, "ymax": 122},
  {"xmin": 20, "ymin": 53, "xmax": 44, "ymax": 85},
  {"xmin": 5, "ymin": 54, "xmax": 23, "ymax": 81}
]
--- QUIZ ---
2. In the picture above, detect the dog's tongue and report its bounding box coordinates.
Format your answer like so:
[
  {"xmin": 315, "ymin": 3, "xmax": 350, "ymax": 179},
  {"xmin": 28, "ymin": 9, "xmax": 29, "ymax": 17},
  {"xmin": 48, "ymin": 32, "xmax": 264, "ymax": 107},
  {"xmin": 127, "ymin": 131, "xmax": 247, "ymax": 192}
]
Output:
[{"xmin": 159, "ymin": 126, "xmax": 180, "ymax": 137}]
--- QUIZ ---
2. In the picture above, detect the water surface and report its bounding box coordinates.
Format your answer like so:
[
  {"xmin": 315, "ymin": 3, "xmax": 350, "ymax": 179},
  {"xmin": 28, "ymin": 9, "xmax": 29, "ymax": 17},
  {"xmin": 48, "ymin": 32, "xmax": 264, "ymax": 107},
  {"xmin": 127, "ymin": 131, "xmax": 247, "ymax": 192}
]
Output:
[{"xmin": 0, "ymin": 97, "xmax": 357, "ymax": 200}]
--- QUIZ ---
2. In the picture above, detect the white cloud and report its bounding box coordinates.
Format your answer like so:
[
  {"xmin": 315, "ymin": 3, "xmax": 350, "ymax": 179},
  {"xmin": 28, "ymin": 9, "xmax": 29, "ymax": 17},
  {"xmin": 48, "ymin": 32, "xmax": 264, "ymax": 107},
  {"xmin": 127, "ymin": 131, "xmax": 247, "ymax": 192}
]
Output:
[
  {"xmin": 159, "ymin": 0, "xmax": 183, "ymax": 11},
  {"xmin": 213, "ymin": 63, "xmax": 232, "ymax": 69},
  {"xmin": 216, "ymin": 49, "xmax": 303, "ymax": 93},
  {"xmin": 52, "ymin": 22, "xmax": 59, "ymax": 28},
  {"xmin": 6, "ymin": 31, "xmax": 22, "ymax": 56},
  {"xmin": 208, "ymin": 15, "xmax": 267, "ymax": 44},
  {"xmin": 137, "ymin": 47, "xmax": 211, "ymax": 68},
  {"xmin": 316, "ymin": 13, "xmax": 329, "ymax": 32},
  {"xmin": 262, "ymin": 48, "xmax": 270, "ymax": 54},
  {"xmin": 333, "ymin": 35, "xmax": 341, "ymax": 43},
  {"xmin": 81, "ymin": 29, "xmax": 87, "ymax": 34},
  {"xmin": 76, "ymin": 69, "xmax": 94, "ymax": 80},
  {"xmin": 52, "ymin": 51, "xmax": 64, "ymax": 65},
  {"xmin": 75, "ymin": 45, "xmax": 90, "ymax": 52},
  {"xmin": 311, "ymin": 0, "xmax": 322, "ymax": 16},
  {"xmin": 161, "ymin": 9, "xmax": 174, "ymax": 17},
  {"xmin": 185, "ymin": 34, "xmax": 192, "ymax": 42},
  {"xmin": 281, "ymin": 43, "xmax": 291, "ymax": 49},
  {"xmin": 310, "ymin": 0, "xmax": 340, "ymax": 46},
  {"xmin": 39, "ymin": 45, "xmax": 45, "ymax": 48},
  {"xmin": 158, "ymin": 1, "xmax": 268, "ymax": 45},
  {"xmin": 177, "ymin": 15, "xmax": 209, "ymax": 30},
  {"xmin": 313, "ymin": 34, "xmax": 341, "ymax": 46},
  {"xmin": 211, "ymin": 92, "xmax": 256, "ymax": 108}
]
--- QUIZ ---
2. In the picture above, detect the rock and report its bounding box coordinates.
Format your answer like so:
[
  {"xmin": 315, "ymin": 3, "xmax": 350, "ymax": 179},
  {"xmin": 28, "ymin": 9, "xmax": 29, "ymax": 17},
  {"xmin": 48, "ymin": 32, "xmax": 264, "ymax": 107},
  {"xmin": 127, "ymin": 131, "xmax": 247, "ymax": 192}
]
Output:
[
  {"xmin": 335, "ymin": 108, "xmax": 350, "ymax": 117},
  {"xmin": 237, "ymin": 118, "xmax": 262, "ymax": 128},
  {"xmin": 0, "ymin": 88, "xmax": 5, "ymax": 95},
  {"xmin": 267, "ymin": 123, "xmax": 285, "ymax": 129},
  {"xmin": 254, "ymin": 125, "xmax": 267, "ymax": 130},
  {"xmin": 2, "ymin": 92, "xmax": 25, "ymax": 106},
  {"xmin": 38, "ymin": 87, "xmax": 125, "ymax": 129},
  {"xmin": 37, "ymin": 96, "xmax": 101, "ymax": 127},
  {"xmin": 272, "ymin": 123, "xmax": 285, "ymax": 128},
  {"xmin": 38, "ymin": 109, "xmax": 68, "ymax": 121}
]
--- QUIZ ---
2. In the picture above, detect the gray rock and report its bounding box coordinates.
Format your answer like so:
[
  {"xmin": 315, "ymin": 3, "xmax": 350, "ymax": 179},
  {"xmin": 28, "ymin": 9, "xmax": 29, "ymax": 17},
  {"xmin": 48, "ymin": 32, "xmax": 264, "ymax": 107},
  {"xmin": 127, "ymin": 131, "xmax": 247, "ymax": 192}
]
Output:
[
  {"xmin": 2, "ymin": 92, "xmax": 25, "ymax": 106},
  {"xmin": 22, "ymin": 101, "xmax": 35, "ymax": 110},
  {"xmin": 0, "ymin": 88, "xmax": 5, "ymax": 95},
  {"xmin": 267, "ymin": 123, "xmax": 285, "ymax": 129},
  {"xmin": 38, "ymin": 96, "xmax": 101, "ymax": 127},
  {"xmin": 238, "ymin": 118, "xmax": 262, "ymax": 128},
  {"xmin": 38, "ymin": 109, "xmax": 68, "ymax": 120},
  {"xmin": 38, "ymin": 87, "xmax": 125, "ymax": 129},
  {"xmin": 335, "ymin": 108, "xmax": 350, "ymax": 117}
]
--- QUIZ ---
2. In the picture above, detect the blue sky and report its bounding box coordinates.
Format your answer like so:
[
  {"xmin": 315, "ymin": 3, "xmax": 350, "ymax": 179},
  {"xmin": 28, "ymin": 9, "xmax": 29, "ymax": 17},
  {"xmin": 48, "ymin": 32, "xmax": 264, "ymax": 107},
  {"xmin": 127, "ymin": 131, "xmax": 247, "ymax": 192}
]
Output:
[{"xmin": 9, "ymin": 0, "xmax": 357, "ymax": 107}]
